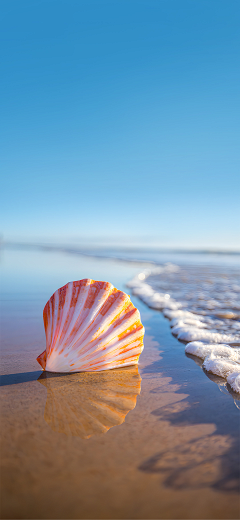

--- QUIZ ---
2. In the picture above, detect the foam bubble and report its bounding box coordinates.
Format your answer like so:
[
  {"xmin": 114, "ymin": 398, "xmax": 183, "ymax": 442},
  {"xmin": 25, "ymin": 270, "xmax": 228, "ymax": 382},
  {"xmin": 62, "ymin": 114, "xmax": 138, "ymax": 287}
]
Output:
[
  {"xmin": 227, "ymin": 372, "xmax": 240, "ymax": 393},
  {"xmin": 185, "ymin": 342, "xmax": 240, "ymax": 361},
  {"xmin": 163, "ymin": 309, "xmax": 202, "ymax": 320},
  {"xmin": 177, "ymin": 329, "xmax": 239, "ymax": 343},
  {"xmin": 171, "ymin": 318, "xmax": 208, "ymax": 329},
  {"xmin": 203, "ymin": 354, "xmax": 240, "ymax": 379}
]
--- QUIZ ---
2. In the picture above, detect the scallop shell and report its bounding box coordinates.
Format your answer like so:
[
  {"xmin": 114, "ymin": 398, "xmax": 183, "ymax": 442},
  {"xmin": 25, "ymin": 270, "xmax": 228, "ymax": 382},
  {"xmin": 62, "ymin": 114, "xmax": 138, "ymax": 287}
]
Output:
[
  {"xmin": 38, "ymin": 365, "xmax": 141, "ymax": 438},
  {"xmin": 37, "ymin": 279, "xmax": 144, "ymax": 373}
]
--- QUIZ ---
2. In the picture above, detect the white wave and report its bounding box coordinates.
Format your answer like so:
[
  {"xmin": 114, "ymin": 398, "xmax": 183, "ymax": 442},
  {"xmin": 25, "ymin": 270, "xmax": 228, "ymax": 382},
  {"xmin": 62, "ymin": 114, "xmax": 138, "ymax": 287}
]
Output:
[
  {"xmin": 203, "ymin": 354, "xmax": 240, "ymax": 379},
  {"xmin": 127, "ymin": 263, "xmax": 240, "ymax": 394},
  {"xmin": 185, "ymin": 341, "xmax": 240, "ymax": 393},
  {"xmin": 177, "ymin": 329, "xmax": 239, "ymax": 343},
  {"xmin": 185, "ymin": 341, "xmax": 240, "ymax": 362},
  {"xmin": 227, "ymin": 372, "xmax": 240, "ymax": 393},
  {"xmin": 163, "ymin": 309, "xmax": 204, "ymax": 320},
  {"xmin": 170, "ymin": 318, "xmax": 209, "ymax": 329}
]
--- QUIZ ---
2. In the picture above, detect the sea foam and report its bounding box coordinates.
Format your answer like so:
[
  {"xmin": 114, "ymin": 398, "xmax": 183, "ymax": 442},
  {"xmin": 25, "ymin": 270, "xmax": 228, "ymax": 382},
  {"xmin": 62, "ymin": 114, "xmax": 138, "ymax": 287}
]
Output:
[
  {"xmin": 127, "ymin": 263, "xmax": 240, "ymax": 393},
  {"xmin": 203, "ymin": 355, "xmax": 240, "ymax": 379},
  {"xmin": 227, "ymin": 372, "xmax": 240, "ymax": 393}
]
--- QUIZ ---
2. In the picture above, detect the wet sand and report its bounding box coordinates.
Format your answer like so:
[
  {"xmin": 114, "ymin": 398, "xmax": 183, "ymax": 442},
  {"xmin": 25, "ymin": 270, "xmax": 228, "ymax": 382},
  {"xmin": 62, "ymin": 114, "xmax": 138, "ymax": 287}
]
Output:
[{"xmin": 0, "ymin": 248, "xmax": 239, "ymax": 519}]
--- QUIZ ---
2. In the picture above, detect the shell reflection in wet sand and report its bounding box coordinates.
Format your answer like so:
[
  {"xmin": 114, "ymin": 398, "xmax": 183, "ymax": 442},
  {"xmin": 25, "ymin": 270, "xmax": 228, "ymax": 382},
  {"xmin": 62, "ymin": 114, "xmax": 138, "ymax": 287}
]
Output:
[{"xmin": 38, "ymin": 366, "xmax": 141, "ymax": 438}]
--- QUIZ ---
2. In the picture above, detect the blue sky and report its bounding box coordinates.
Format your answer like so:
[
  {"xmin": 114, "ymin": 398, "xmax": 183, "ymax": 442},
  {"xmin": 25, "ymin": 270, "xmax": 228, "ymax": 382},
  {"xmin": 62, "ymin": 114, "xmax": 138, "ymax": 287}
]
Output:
[{"xmin": 1, "ymin": 0, "xmax": 239, "ymax": 249}]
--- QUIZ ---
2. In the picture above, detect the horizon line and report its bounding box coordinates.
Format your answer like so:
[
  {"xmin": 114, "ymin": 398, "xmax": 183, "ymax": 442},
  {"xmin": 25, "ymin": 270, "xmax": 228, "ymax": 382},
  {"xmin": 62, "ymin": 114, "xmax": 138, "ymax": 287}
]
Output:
[{"xmin": 2, "ymin": 240, "xmax": 240, "ymax": 256}]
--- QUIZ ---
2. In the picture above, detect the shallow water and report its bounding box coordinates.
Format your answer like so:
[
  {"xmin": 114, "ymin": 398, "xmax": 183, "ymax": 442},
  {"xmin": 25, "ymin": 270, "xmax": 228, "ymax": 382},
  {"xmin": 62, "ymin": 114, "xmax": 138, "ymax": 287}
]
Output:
[
  {"xmin": 0, "ymin": 246, "xmax": 239, "ymax": 519},
  {"xmin": 127, "ymin": 262, "xmax": 240, "ymax": 397}
]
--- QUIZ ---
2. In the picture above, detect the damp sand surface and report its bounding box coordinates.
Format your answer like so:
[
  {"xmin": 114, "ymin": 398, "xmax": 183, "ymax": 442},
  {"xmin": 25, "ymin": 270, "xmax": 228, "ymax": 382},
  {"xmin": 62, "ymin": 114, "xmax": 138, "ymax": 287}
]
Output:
[{"xmin": 0, "ymin": 247, "xmax": 240, "ymax": 519}]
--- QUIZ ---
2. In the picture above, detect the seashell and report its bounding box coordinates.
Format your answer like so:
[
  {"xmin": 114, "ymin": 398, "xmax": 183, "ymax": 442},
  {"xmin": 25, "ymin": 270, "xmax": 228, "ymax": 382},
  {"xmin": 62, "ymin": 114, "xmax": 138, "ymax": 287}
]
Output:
[
  {"xmin": 38, "ymin": 365, "xmax": 141, "ymax": 438},
  {"xmin": 37, "ymin": 279, "xmax": 144, "ymax": 373}
]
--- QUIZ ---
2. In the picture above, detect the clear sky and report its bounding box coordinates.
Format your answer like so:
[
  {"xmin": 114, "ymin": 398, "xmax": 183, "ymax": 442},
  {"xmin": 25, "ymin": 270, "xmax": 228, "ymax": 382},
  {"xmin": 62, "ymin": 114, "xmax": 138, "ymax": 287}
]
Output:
[{"xmin": 1, "ymin": 0, "xmax": 239, "ymax": 250}]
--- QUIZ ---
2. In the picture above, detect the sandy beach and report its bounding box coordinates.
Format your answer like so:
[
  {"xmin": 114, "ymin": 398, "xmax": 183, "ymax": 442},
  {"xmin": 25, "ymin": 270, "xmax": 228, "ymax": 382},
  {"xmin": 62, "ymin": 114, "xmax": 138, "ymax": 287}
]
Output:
[{"xmin": 0, "ymin": 246, "xmax": 239, "ymax": 519}]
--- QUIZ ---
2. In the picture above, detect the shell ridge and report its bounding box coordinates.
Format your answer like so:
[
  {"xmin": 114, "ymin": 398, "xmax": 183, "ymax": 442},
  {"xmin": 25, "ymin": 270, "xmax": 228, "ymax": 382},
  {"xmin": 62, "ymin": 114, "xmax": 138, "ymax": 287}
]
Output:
[
  {"xmin": 47, "ymin": 325, "xmax": 144, "ymax": 372},
  {"xmin": 44, "ymin": 299, "xmax": 53, "ymax": 355},
  {"xmin": 58, "ymin": 281, "xmax": 83, "ymax": 347},
  {"xmin": 69, "ymin": 285, "xmax": 123, "ymax": 347},
  {"xmin": 49, "ymin": 294, "xmax": 56, "ymax": 353},
  {"xmin": 43, "ymin": 302, "xmax": 50, "ymax": 346},
  {"xmin": 58, "ymin": 280, "xmax": 92, "ymax": 346},
  {"xmin": 74, "ymin": 345, "xmax": 143, "ymax": 371},
  {"xmin": 54, "ymin": 279, "xmax": 94, "ymax": 355},
  {"xmin": 87, "ymin": 330, "xmax": 144, "ymax": 361},
  {"xmin": 56, "ymin": 280, "xmax": 93, "ymax": 353},
  {"xmin": 78, "ymin": 343, "xmax": 143, "ymax": 369},
  {"xmin": 43, "ymin": 298, "xmax": 53, "ymax": 346},
  {"xmin": 72, "ymin": 324, "xmax": 144, "ymax": 366},
  {"xmin": 68, "ymin": 360, "xmax": 138, "ymax": 372},
  {"xmin": 59, "ymin": 289, "xmax": 128, "ymax": 359},
  {"xmin": 40, "ymin": 279, "xmax": 144, "ymax": 373},
  {"xmin": 95, "ymin": 360, "xmax": 140, "ymax": 372},
  {"xmin": 90, "ymin": 304, "xmax": 138, "ymax": 344},
  {"xmin": 69, "ymin": 313, "xmax": 143, "ymax": 364},
  {"xmin": 53, "ymin": 282, "xmax": 74, "ymax": 352},
  {"xmin": 46, "ymin": 335, "xmax": 143, "ymax": 372},
  {"xmin": 61, "ymin": 283, "xmax": 115, "ymax": 352},
  {"xmin": 51, "ymin": 289, "xmax": 61, "ymax": 354},
  {"xmin": 57, "ymin": 287, "xmax": 81, "ymax": 352},
  {"xmin": 56, "ymin": 280, "xmax": 100, "ymax": 352},
  {"xmin": 62, "ymin": 279, "xmax": 90, "ymax": 341},
  {"xmin": 98, "ymin": 345, "xmax": 142, "ymax": 363},
  {"xmin": 51, "ymin": 285, "xmax": 68, "ymax": 352},
  {"xmin": 68, "ymin": 295, "xmax": 133, "ymax": 356},
  {"xmin": 48, "ymin": 290, "xmax": 59, "ymax": 355}
]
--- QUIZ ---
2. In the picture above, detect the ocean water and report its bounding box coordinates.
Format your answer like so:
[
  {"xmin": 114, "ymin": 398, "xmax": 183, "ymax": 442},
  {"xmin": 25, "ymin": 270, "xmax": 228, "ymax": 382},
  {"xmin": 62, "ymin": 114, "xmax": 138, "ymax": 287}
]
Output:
[
  {"xmin": 126, "ymin": 259, "xmax": 240, "ymax": 397},
  {"xmin": 62, "ymin": 244, "xmax": 240, "ymax": 268}
]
